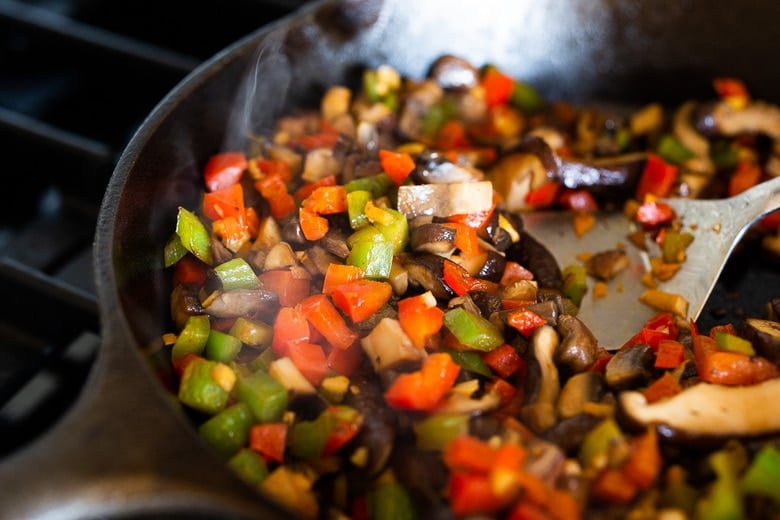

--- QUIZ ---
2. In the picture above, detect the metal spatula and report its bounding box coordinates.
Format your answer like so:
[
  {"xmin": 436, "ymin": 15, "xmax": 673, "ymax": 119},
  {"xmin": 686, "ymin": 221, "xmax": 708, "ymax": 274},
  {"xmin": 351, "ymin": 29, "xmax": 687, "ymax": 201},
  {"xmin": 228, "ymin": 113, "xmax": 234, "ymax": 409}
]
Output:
[{"xmin": 522, "ymin": 175, "xmax": 780, "ymax": 349}]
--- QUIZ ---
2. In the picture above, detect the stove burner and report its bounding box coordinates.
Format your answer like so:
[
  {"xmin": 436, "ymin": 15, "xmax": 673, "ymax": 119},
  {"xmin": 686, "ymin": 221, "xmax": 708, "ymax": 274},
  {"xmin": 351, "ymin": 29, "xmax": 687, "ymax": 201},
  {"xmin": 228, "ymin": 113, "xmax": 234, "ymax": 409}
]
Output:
[{"xmin": 0, "ymin": 0, "xmax": 308, "ymax": 457}]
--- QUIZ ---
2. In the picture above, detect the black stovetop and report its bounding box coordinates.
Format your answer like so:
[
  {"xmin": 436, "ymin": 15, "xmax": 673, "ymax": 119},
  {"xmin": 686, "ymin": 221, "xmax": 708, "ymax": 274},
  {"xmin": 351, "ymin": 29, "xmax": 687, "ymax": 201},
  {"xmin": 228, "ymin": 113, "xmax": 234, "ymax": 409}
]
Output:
[{"xmin": 0, "ymin": 0, "xmax": 309, "ymax": 457}]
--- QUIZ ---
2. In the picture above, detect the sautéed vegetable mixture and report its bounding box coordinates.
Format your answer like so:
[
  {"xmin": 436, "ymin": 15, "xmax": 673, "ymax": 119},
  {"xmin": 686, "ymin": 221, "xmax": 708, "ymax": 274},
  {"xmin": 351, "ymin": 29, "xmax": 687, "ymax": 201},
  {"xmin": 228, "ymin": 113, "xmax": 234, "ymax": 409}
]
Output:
[{"xmin": 163, "ymin": 55, "xmax": 780, "ymax": 519}]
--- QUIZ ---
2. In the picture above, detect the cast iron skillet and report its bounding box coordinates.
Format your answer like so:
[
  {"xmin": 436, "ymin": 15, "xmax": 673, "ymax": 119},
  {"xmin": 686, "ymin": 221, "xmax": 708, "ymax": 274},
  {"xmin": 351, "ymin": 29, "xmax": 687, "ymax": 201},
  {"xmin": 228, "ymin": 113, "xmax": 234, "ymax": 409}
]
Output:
[{"xmin": 2, "ymin": 0, "xmax": 779, "ymax": 517}]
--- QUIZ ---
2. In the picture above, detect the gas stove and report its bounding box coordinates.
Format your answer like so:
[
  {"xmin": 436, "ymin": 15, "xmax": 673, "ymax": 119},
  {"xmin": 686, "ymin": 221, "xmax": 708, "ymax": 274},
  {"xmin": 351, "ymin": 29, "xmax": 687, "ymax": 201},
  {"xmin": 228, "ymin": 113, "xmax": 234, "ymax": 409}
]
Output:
[{"xmin": 0, "ymin": 0, "xmax": 308, "ymax": 459}]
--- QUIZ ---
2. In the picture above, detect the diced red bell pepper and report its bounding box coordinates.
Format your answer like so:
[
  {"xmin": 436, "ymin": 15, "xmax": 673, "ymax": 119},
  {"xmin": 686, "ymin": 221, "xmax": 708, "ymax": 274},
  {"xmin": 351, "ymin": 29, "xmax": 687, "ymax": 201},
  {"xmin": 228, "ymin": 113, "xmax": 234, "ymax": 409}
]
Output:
[
  {"xmin": 259, "ymin": 269, "xmax": 311, "ymax": 307},
  {"xmin": 445, "ymin": 222, "xmax": 482, "ymax": 257},
  {"xmin": 621, "ymin": 428, "xmax": 661, "ymax": 490},
  {"xmin": 204, "ymin": 151, "xmax": 247, "ymax": 192},
  {"xmin": 635, "ymin": 200, "xmax": 676, "ymax": 227},
  {"xmin": 289, "ymin": 120, "xmax": 340, "ymax": 150},
  {"xmin": 327, "ymin": 341, "xmax": 363, "ymax": 377},
  {"xmin": 255, "ymin": 174, "xmax": 296, "ymax": 219},
  {"xmin": 253, "ymin": 158, "xmax": 292, "ymax": 182},
  {"xmin": 443, "ymin": 435, "xmax": 498, "ymax": 474},
  {"xmin": 378, "ymin": 149, "xmax": 416, "ymax": 185},
  {"xmin": 643, "ymin": 372, "xmax": 683, "ymax": 403},
  {"xmin": 442, "ymin": 259, "xmax": 499, "ymax": 296},
  {"xmin": 557, "ymin": 188, "xmax": 599, "ymax": 211},
  {"xmin": 590, "ymin": 467, "xmax": 638, "ymax": 504},
  {"xmin": 202, "ymin": 183, "xmax": 246, "ymax": 222},
  {"xmin": 728, "ymin": 160, "xmax": 762, "ymax": 197},
  {"xmin": 481, "ymin": 68, "xmax": 515, "ymax": 109},
  {"xmin": 384, "ymin": 353, "xmax": 460, "ymax": 411},
  {"xmin": 449, "ymin": 471, "xmax": 502, "ymax": 516},
  {"xmin": 293, "ymin": 174, "xmax": 337, "ymax": 200},
  {"xmin": 298, "ymin": 207, "xmax": 329, "ymax": 241},
  {"xmin": 322, "ymin": 264, "xmax": 365, "ymax": 295},
  {"xmin": 653, "ymin": 339, "xmax": 686, "ymax": 369},
  {"xmin": 485, "ymin": 377, "xmax": 519, "ymax": 406},
  {"xmin": 330, "ymin": 279, "xmax": 393, "ymax": 323},
  {"xmin": 322, "ymin": 406, "xmax": 363, "ymax": 456},
  {"xmin": 500, "ymin": 261, "xmax": 535, "ymax": 286},
  {"xmin": 397, "ymin": 291, "xmax": 445, "ymax": 349},
  {"xmin": 302, "ymin": 185, "xmax": 348, "ymax": 215},
  {"xmin": 272, "ymin": 306, "xmax": 310, "ymax": 356},
  {"xmin": 249, "ymin": 422, "xmax": 287, "ymax": 464},
  {"xmin": 636, "ymin": 154, "xmax": 678, "ymax": 201},
  {"xmin": 436, "ymin": 119, "xmax": 471, "ymax": 149},
  {"xmin": 287, "ymin": 341, "xmax": 329, "ymax": 387},
  {"xmin": 212, "ymin": 215, "xmax": 250, "ymax": 253},
  {"xmin": 693, "ymin": 334, "xmax": 780, "ymax": 385},
  {"xmin": 299, "ymin": 294, "xmax": 359, "ymax": 350},
  {"xmin": 482, "ymin": 344, "xmax": 524, "ymax": 378},
  {"xmin": 506, "ymin": 308, "xmax": 547, "ymax": 338},
  {"xmin": 173, "ymin": 255, "xmax": 208, "ymax": 286},
  {"xmin": 525, "ymin": 181, "xmax": 561, "ymax": 208},
  {"xmin": 713, "ymin": 77, "xmax": 750, "ymax": 108}
]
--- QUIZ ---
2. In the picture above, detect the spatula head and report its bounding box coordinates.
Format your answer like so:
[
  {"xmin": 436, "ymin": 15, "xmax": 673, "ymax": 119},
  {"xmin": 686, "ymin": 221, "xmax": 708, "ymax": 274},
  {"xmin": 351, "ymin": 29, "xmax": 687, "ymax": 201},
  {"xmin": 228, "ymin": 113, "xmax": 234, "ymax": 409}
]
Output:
[{"xmin": 522, "ymin": 211, "xmax": 657, "ymax": 349}]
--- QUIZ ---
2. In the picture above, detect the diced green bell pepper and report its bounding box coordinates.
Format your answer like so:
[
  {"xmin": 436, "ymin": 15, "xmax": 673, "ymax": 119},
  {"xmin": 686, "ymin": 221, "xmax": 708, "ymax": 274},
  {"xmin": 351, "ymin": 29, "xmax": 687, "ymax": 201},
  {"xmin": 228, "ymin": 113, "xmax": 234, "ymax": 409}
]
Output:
[
  {"xmin": 289, "ymin": 406, "xmax": 360, "ymax": 460},
  {"xmin": 442, "ymin": 307, "xmax": 504, "ymax": 352},
  {"xmin": 198, "ymin": 402, "xmax": 254, "ymax": 458},
  {"xmin": 176, "ymin": 206, "xmax": 212, "ymax": 265},
  {"xmin": 172, "ymin": 314, "xmax": 211, "ymax": 360},
  {"xmin": 561, "ymin": 264, "xmax": 587, "ymax": 307},
  {"xmin": 696, "ymin": 448, "xmax": 745, "ymax": 520},
  {"xmin": 164, "ymin": 233, "xmax": 188, "ymax": 267},
  {"xmin": 740, "ymin": 444, "xmax": 780, "ymax": 504},
  {"xmin": 414, "ymin": 413, "xmax": 469, "ymax": 451},
  {"xmin": 205, "ymin": 330, "xmax": 242, "ymax": 363},
  {"xmin": 374, "ymin": 207, "xmax": 408, "ymax": 254},
  {"xmin": 578, "ymin": 418, "xmax": 623, "ymax": 469},
  {"xmin": 228, "ymin": 448, "xmax": 269, "ymax": 486},
  {"xmin": 344, "ymin": 173, "xmax": 394, "ymax": 198},
  {"xmin": 710, "ymin": 140, "xmax": 740, "ymax": 170},
  {"xmin": 347, "ymin": 225, "xmax": 386, "ymax": 248},
  {"xmin": 368, "ymin": 480, "xmax": 417, "ymax": 520},
  {"xmin": 445, "ymin": 349, "xmax": 493, "ymax": 377},
  {"xmin": 714, "ymin": 331, "xmax": 756, "ymax": 357},
  {"xmin": 347, "ymin": 189, "xmax": 372, "ymax": 230},
  {"xmin": 510, "ymin": 80, "xmax": 544, "ymax": 113},
  {"xmin": 421, "ymin": 98, "xmax": 458, "ymax": 137},
  {"xmin": 657, "ymin": 134, "xmax": 695, "ymax": 164},
  {"xmin": 248, "ymin": 347, "xmax": 276, "ymax": 373},
  {"xmin": 229, "ymin": 317, "xmax": 273, "ymax": 348},
  {"xmin": 178, "ymin": 358, "xmax": 231, "ymax": 414},
  {"xmin": 234, "ymin": 370, "xmax": 289, "ymax": 423},
  {"xmin": 661, "ymin": 230, "xmax": 694, "ymax": 264},
  {"xmin": 347, "ymin": 240, "xmax": 394, "ymax": 279},
  {"xmin": 214, "ymin": 257, "xmax": 260, "ymax": 291}
]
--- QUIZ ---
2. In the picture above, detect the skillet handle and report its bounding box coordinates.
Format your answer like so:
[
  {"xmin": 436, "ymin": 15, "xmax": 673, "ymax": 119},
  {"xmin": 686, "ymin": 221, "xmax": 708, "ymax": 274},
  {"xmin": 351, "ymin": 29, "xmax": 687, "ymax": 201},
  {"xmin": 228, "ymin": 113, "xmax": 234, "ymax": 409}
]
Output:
[{"xmin": 0, "ymin": 320, "xmax": 289, "ymax": 519}]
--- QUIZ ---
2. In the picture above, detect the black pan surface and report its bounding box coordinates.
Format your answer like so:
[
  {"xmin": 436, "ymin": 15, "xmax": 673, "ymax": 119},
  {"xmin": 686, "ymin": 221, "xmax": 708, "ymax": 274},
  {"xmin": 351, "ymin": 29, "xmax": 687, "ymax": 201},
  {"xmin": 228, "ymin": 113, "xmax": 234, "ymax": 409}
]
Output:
[{"xmin": 1, "ymin": 0, "xmax": 779, "ymax": 517}]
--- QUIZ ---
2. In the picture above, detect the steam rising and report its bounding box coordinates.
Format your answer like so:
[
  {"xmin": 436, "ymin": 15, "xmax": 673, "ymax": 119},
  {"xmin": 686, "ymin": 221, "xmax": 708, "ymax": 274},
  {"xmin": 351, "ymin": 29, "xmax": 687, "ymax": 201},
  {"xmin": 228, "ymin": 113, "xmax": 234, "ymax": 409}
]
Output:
[{"xmin": 223, "ymin": 30, "xmax": 292, "ymax": 150}]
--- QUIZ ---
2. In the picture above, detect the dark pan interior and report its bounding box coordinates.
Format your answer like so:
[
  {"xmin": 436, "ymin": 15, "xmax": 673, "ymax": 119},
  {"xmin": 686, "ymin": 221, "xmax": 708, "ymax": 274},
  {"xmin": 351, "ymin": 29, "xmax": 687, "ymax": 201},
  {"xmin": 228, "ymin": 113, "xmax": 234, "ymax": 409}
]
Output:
[{"xmin": 92, "ymin": 0, "xmax": 780, "ymax": 514}]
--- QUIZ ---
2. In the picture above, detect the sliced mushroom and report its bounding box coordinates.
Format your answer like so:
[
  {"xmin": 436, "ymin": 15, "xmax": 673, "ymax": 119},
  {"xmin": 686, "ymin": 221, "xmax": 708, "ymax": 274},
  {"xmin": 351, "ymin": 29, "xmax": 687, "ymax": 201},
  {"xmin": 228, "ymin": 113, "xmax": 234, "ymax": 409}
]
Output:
[
  {"xmin": 409, "ymin": 223, "xmax": 456, "ymax": 254},
  {"xmin": 585, "ymin": 249, "xmax": 629, "ymax": 281},
  {"xmin": 475, "ymin": 250, "xmax": 507, "ymax": 283},
  {"xmin": 397, "ymin": 79, "xmax": 444, "ymax": 141},
  {"xmin": 402, "ymin": 253, "xmax": 454, "ymax": 299},
  {"xmin": 505, "ymin": 232, "xmax": 562, "ymax": 290},
  {"xmin": 556, "ymin": 372, "xmax": 609, "ymax": 419},
  {"xmin": 554, "ymin": 314, "xmax": 600, "ymax": 377},
  {"xmin": 360, "ymin": 317, "xmax": 426, "ymax": 372},
  {"xmin": 604, "ymin": 343, "xmax": 655, "ymax": 391},
  {"xmin": 345, "ymin": 371, "xmax": 397, "ymax": 475},
  {"xmin": 619, "ymin": 378, "xmax": 780, "ymax": 440},
  {"xmin": 170, "ymin": 283, "xmax": 204, "ymax": 330},
  {"xmin": 203, "ymin": 288, "xmax": 279, "ymax": 320},
  {"xmin": 673, "ymin": 101, "xmax": 714, "ymax": 175},
  {"xmin": 740, "ymin": 318, "xmax": 780, "ymax": 364},
  {"xmin": 521, "ymin": 325, "xmax": 561, "ymax": 433},
  {"xmin": 487, "ymin": 152, "xmax": 548, "ymax": 212},
  {"xmin": 427, "ymin": 54, "xmax": 479, "ymax": 90},
  {"xmin": 698, "ymin": 100, "xmax": 780, "ymax": 140},
  {"xmin": 263, "ymin": 241, "xmax": 299, "ymax": 270},
  {"xmin": 396, "ymin": 181, "xmax": 494, "ymax": 219}
]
